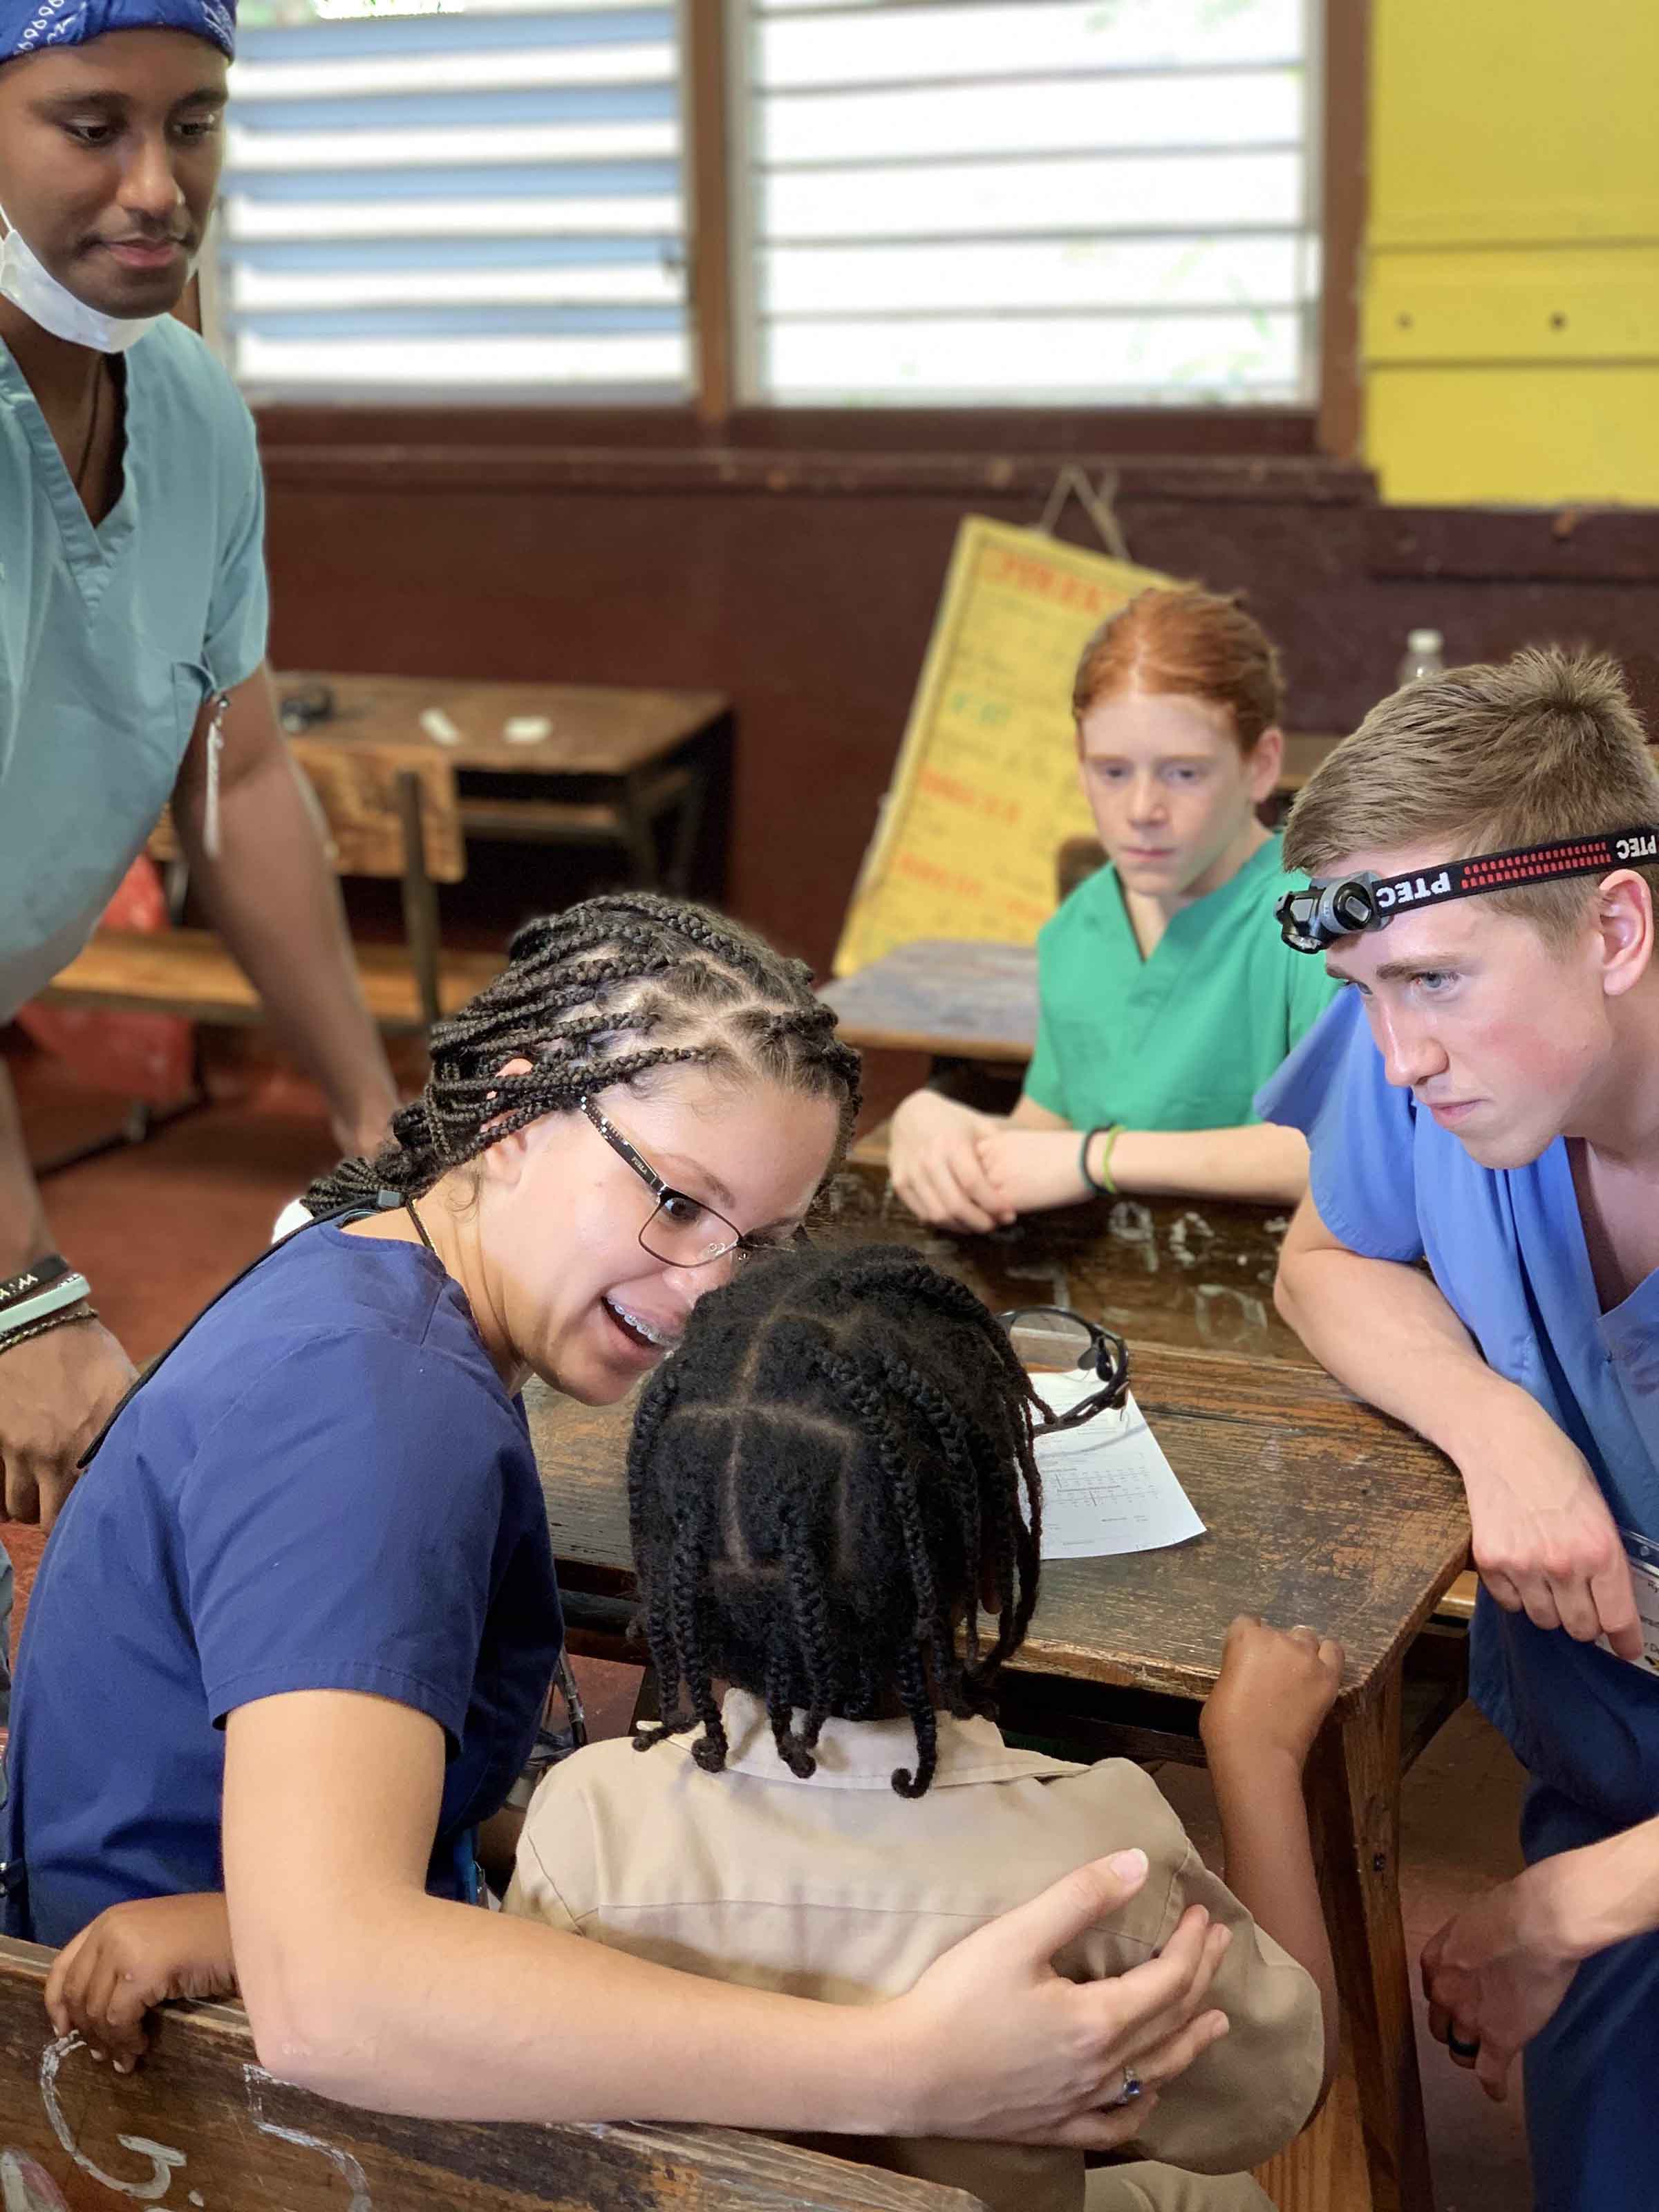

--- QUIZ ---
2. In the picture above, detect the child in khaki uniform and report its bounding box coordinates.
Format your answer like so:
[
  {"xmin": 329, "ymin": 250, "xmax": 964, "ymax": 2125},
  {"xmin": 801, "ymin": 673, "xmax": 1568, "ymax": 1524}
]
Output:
[{"xmin": 508, "ymin": 1244, "xmax": 1340, "ymax": 2212}]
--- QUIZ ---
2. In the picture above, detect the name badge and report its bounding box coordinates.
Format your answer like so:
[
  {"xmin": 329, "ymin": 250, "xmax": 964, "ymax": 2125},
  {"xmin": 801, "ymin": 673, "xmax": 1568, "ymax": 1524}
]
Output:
[{"xmin": 1603, "ymin": 1528, "xmax": 1659, "ymax": 1675}]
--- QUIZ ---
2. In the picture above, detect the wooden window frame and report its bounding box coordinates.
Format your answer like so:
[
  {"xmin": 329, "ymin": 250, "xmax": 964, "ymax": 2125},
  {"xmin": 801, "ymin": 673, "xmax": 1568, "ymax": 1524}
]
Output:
[{"xmin": 251, "ymin": 0, "xmax": 1367, "ymax": 465}]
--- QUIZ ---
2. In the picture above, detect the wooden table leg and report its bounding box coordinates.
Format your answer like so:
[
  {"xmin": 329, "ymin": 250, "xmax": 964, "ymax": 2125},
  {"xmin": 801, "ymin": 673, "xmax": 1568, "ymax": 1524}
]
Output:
[
  {"xmin": 1300, "ymin": 1666, "xmax": 1434, "ymax": 2212},
  {"xmin": 666, "ymin": 762, "xmax": 708, "ymax": 895},
  {"xmin": 619, "ymin": 775, "xmax": 663, "ymax": 888}
]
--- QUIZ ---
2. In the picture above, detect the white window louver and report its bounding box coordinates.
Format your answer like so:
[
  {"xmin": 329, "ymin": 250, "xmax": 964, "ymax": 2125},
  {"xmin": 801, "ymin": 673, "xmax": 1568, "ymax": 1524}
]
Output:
[
  {"xmin": 739, "ymin": 0, "xmax": 1320, "ymax": 407},
  {"xmin": 220, "ymin": 0, "xmax": 689, "ymax": 397}
]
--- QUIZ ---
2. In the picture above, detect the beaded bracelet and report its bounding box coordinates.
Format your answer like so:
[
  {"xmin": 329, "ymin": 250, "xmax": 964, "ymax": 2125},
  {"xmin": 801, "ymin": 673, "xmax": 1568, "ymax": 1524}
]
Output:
[
  {"xmin": 1080, "ymin": 1124, "xmax": 1125, "ymax": 1197},
  {"xmin": 0, "ymin": 1302, "xmax": 100, "ymax": 1360}
]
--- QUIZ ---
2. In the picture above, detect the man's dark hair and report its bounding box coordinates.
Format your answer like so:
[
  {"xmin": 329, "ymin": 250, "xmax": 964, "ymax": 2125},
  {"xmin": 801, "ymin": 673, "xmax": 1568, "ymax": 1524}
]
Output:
[
  {"xmin": 305, "ymin": 890, "xmax": 861, "ymax": 1215},
  {"xmin": 628, "ymin": 1243, "xmax": 1044, "ymax": 1799}
]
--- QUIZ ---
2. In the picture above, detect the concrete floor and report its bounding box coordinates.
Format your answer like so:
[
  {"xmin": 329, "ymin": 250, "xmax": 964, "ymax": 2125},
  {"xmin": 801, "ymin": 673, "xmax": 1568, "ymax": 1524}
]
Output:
[{"xmin": 2, "ymin": 1036, "xmax": 1535, "ymax": 2209}]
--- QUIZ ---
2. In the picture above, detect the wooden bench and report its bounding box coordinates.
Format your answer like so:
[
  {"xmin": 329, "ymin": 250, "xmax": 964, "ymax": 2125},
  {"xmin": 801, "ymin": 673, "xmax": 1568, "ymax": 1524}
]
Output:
[
  {"xmin": 41, "ymin": 740, "xmax": 502, "ymax": 1040},
  {"xmin": 0, "ymin": 1937, "xmax": 987, "ymax": 2212}
]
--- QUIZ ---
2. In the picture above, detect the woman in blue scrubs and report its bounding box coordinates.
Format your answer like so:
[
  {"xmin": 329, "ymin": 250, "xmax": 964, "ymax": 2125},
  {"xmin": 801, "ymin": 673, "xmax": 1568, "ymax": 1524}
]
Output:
[
  {"xmin": 0, "ymin": 0, "xmax": 396, "ymax": 1606},
  {"xmin": 1265, "ymin": 647, "xmax": 1659, "ymax": 2211},
  {"xmin": 4, "ymin": 892, "xmax": 1233, "ymax": 2150}
]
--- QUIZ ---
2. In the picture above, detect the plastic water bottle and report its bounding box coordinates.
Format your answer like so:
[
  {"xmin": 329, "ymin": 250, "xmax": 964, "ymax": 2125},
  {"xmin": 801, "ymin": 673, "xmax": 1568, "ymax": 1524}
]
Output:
[{"xmin": 1397, "ymin": 628, "xmax": 1445, "ymax": 686}]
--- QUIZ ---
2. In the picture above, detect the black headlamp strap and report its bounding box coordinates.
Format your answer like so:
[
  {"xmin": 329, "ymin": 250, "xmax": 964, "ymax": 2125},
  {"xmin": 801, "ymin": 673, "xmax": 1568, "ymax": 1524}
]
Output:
[
  {"xmin": 1278, "ymin": 825, "xmax": 1659, "ymax": 952},
  {"xmin": 1372, "ymin": 827, "xmax": 1659, "ymax": 916}
]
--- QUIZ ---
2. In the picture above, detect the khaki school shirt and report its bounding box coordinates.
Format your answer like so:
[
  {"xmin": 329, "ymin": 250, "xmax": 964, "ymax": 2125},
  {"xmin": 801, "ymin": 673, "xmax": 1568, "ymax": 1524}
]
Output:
[{"xmin": 506, "ymin": 1691, "xmax": 1322, "ymax": 2212}]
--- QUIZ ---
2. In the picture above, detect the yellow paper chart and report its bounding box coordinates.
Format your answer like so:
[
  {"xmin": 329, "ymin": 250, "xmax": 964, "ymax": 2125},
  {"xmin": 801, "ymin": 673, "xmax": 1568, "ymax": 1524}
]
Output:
[{"xmin": 834, "ymin": 518, "xmax": 1173, "ymax": 976}]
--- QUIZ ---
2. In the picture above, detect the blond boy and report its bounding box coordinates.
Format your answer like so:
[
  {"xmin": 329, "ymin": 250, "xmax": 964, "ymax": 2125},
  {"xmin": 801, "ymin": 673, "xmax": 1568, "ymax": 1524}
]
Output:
[{"xmin": 1262, "ymin": 648, "xmax": 1659, "ymax": 2211}]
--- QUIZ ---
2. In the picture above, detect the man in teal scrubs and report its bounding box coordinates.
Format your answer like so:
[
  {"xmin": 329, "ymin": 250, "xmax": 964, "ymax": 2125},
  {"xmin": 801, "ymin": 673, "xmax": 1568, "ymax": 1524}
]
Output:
[
  {"xmin": 0, "ymin": 0, "xmax": 397, "ymax": 1703},
  {"xmin": 889, "ymin": 594, "xmax": 1339, "ymax": 1229},
  {"xmin": 1264, "ymin": 648, "xmax": 1659, "ymax": 2210}
]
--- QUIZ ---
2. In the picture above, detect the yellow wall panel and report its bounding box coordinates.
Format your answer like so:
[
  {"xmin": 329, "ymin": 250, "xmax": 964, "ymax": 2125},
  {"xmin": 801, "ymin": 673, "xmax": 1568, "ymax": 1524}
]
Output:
[
  {"xmin": 1367, "ymin": 366, "xmax": 1659, "ymax": 505},
  {"xmin": 1365, "ymin": 0, "xmax": 1659, "ymax": 503},
  {"xmin": 1371, "ymin": 0, "xmax": 1659, "ymax": 247},
  {"xmin": 1365, "ymin": 247, "xmax": 1659, "ymax": 366}
]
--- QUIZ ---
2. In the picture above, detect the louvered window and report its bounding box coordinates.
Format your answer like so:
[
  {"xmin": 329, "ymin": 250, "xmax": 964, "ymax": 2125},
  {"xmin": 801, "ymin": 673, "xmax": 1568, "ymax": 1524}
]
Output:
[
  {"xmin": 220, "ymin": 1, "xmax": 688, "ymax": 397},
  {"xmin": 738, "ymin": 0, "xmax": 1318, "ymax": 406},
  {"xmin": 218, "ymin": 0, "xmax": 1319, "ymax": 406}
]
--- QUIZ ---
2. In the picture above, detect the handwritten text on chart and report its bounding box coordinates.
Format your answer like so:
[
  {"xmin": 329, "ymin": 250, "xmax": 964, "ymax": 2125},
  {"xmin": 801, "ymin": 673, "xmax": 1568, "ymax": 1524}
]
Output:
[{"xmin": 836, "ymin": 518, "xmax": 1172, "ymax": 973}]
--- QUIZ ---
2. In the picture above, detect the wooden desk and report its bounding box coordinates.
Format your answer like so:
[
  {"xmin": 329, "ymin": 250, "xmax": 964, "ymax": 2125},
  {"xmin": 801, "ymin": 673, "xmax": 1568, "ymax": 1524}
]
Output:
[
  {"xmin": 816, "ymin": 1164, "xmax": 1311, "ymax": 1365},
  {"xmin": 277, "ymin": 673, "xmax": 731, "ymax": 894},
  {"xmin": 529, "ymin": 1332, "xmax": 1466, "ymax": 2212},
  {"xmin": 820, "ymin": 1168, "xmax": 1479, "ymax": 1618},
  {"xmin": 822, "ymin": 940, "xmax": 1038, "ymax": 1062}
]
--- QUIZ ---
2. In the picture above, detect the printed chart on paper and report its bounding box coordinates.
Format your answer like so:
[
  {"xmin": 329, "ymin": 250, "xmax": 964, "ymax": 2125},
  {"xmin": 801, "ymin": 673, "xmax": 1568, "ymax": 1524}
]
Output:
[{"xmin": 1029, "ymin": 1370, "xmax": 1205, "ymax": 1560}]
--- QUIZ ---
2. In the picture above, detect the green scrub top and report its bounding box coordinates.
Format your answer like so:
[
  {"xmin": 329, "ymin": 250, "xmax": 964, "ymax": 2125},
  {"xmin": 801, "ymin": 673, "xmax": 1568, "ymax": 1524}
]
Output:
[
  {"xmin": 0, "ymin": 315, "xmax": 268, "ymax": 1023},
  {"xmin": 1023, "ymin": 834, "xmax": 1340, "ymax": 1132}
]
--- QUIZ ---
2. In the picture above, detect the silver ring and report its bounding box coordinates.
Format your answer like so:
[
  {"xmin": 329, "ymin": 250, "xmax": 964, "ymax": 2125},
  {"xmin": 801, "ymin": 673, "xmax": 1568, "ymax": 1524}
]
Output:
[{"xmin": 1107, "ymin": 2066, "xmax": 1143, "ymax": 2109}]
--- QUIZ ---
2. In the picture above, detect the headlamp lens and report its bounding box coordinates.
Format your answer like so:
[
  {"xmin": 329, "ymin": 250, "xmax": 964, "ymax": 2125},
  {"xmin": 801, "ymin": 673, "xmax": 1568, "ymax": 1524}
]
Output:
[{"xmin": 1276, "ymin": 873, "xmax": 1382, "ymax": 952}]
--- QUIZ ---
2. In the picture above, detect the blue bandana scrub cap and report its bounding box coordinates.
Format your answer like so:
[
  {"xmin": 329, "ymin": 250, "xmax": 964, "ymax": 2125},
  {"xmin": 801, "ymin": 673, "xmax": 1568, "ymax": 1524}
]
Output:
[{"xmin": 1, "ymin": 0, "xmax": 235, "ymax": 64}]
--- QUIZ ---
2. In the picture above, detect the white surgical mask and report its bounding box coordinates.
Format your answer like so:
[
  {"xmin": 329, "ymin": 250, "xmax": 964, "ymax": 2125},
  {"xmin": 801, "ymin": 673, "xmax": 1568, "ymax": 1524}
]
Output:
[{"xmin": 0, "ymin": 201, "xmax": 167, "ymax": 354}]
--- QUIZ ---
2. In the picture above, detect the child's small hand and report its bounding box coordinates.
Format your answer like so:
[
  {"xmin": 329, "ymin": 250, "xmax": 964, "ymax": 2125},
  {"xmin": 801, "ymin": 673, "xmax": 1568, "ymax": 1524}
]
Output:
[
  {"xmin": 45, "ymin": 1893, "xmax": 236, "ymax": 2072},
  {"xmin": 975, "ymin": 1130, "xmax": 1094, "ymax": 1219},
  {"xmin": 1199, "ymin": 1615, "xmax": 1344, "ymax": 1772}
]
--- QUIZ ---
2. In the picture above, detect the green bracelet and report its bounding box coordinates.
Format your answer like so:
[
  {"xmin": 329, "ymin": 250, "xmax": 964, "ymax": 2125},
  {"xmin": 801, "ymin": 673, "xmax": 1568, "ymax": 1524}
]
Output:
[{"xmin": 1080, "ymin": 1124, "xmax": 1124, "ymax": 1196}]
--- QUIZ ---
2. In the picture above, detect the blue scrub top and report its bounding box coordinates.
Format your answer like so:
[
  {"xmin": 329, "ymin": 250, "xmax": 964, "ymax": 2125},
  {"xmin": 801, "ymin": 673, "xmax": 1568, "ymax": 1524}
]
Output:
[
  {"xmin": 0, "ymin": 315, "xmax": 268, "ymax": 1021},
  {"xmin": 2, "ymin": 1224, "xmax": 563, "ymax": 1948},
  {"xmin": 1259, "ymin": 990, "xmax": 1659, "ymax": 1830}
]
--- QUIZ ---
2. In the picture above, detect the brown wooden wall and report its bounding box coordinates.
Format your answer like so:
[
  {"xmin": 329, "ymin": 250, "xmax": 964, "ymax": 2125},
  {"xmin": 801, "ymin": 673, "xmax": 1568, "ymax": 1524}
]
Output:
[{"xmin": 259, "ymin": 420, "xmax": 1659, "ymax": 977}]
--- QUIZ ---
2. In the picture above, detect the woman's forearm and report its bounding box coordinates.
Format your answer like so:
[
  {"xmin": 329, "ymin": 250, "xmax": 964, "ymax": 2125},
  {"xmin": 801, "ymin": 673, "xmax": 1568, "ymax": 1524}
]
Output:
[
  {"xmin": 249, "ymin": 1888, "xmax": 901, "ymax": 2133},
  {"xmin": 225, "ymin": 1687, "xmax": 1229, "ymax": 2151},
  {"xmin": 1103, "ymin": 1123, "xmax": 1311, "ymax": 1206},
  {"xmin": 225, "ymin": 1696, "xmax": 907, "ymax": 2135}
]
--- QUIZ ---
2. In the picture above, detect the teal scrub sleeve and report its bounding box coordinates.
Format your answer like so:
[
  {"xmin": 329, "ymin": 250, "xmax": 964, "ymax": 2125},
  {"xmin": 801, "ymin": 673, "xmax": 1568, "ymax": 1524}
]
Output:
[
  {"xmin": 1255, "ymin": 988, "xmax": 1426, "ymax": 1264},
  {"xmin": 1020, "ymin": 994, "xmax": 1069, "ymax": 1120},
  {"xmin": 202, "ymin": 394, "xmax": 270, "ymax": 693}
]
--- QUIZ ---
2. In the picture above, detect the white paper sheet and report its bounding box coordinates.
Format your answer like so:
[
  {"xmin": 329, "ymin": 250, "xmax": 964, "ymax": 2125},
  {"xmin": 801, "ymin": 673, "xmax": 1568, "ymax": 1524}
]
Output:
[{"xmin": 1029, "ymin": 1369, "xmax": 1206, "ymax": 1559}]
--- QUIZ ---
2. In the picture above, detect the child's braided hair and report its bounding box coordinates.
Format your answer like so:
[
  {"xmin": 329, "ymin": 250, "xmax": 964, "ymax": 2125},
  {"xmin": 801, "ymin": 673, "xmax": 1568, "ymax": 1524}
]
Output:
[
  {"xmin": 304, "ymin": 892, "xmax": 862, "ymax": 1215},
  {"xmin": 628, "ymin": 1243, "xmax": 1044, "ymax": 1798}
]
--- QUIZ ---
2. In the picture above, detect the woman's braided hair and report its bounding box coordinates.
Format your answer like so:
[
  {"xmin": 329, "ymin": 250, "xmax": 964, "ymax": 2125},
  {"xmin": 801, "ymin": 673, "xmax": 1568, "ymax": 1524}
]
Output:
[
  {"xmin": 303, "ymin": 892, "xmax": 862, "ymax": 1215},
  {"xmin": 628, "ymin": 1242, "xmax": 1044, "ymax": 1799}
]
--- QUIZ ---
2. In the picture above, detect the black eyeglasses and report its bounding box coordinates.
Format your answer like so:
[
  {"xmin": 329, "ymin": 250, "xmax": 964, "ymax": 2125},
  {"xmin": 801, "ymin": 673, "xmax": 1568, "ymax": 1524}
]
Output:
[
  {"xmin": 579, "ymin": 1097, "xmax": 803, "ymax": 1271},
  {"xmin": 998, "ymin": 1304, "xmax": 1130, "ymax": 1434}
]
